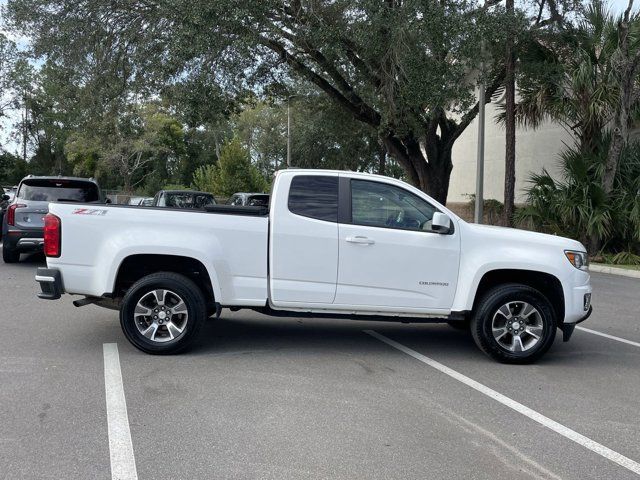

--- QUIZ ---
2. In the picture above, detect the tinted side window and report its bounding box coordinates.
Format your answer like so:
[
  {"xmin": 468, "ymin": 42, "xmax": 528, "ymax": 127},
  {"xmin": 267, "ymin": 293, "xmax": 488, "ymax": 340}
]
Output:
[
  {"xmin": 351, "ymin": 180, "xmax": 437, "ymax": 232},
  {"xmin": 288, "ymin": 175, "xmax": 338, "ymax": 222}
]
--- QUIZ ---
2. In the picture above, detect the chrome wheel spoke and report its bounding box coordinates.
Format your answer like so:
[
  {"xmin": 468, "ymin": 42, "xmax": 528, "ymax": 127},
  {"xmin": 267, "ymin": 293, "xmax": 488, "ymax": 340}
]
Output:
[
  {"xmin": 134, "ymin": 305, "xmax": 152, "ymax": 317},
  {"xmin": 152, "ymin": 289, "xmax": 166, "ymax": 306},
  {"xmin": 497, "ymin": 304, "xmax": 513, "ymax": 319},
  {"xmin": 141, "ymin": 323, "xmax": 159, "ymax": 341},
  {"xmin": 525, "ymin": 326, "xmax": 543, "ymax": 339},
  {"xmin": 492, "ymin": 327, "xmax": 508, "ymax": 342},
  {"xmin": 492, "ymin": 301, "xmax": 544, "ymax": 354},
  {"xmin": 166, "ymin": 321, "xmax": 183, "ymax": 339},
  {"xmin": 134, "ymin": 288, "xmax": 188, "ymax": 344},
  {"xmin": 511, "ymin": 335, "xmax": 524, "ymax": 352},
  {"xmin": 172, "ymin": 301, "xmax": 187, "ymax": 314},
  {"xmin": 520, "ymin": 303, "xmax": 536, "ymax": 319}
]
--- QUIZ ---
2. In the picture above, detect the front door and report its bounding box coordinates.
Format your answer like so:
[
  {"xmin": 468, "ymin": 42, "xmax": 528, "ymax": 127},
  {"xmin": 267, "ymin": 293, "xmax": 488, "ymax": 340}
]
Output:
[{"xmin": 334, "ymin": 178, "xmax": 460, "ymax": 312}]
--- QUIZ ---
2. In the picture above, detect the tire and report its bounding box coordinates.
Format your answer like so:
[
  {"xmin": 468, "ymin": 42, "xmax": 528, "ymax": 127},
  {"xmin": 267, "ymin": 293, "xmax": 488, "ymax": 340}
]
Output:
[
  {"xmin": 120, "ymin": 272, "xmax": 207, "ymax": 354},
  {"xmin": 2, "ymin": 245, "xmax": 20, "ymax": 263},
  {"xmin": 470, "ymin": 283, "xmax": 557, "ymax": 364}
]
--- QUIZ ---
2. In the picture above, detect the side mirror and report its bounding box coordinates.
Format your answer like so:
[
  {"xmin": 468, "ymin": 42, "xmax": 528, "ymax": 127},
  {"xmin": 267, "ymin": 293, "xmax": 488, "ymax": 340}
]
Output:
[
  {"xmin": 105, "ymin": 198, "xmax": 112, "ymax": 204},
  {"xmin": 1, "ymin": 194, "xmax": 9, "ymax": 201},
  {"xmin": 431, "ymin": 212, "xmax": 451, "ymax": 234}
]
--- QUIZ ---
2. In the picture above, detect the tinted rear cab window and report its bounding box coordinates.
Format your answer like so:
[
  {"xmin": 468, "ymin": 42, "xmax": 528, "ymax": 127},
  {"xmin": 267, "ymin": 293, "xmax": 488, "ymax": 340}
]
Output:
[
  {"xmin": 18, "ymin": 179, "xmax": 99, "ymax": 202},
  {"xmin": 288, "ymin": 175, "xmax": 338, "ymax": 222}
]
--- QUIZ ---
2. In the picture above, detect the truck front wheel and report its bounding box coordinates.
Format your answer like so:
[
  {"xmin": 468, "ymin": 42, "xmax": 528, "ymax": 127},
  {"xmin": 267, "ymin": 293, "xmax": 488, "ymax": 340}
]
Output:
[
  {"xmin": 120, "ymin": 272, "xmax": 207, "ymax": 354},
  {"xmin": 471, "ymin": 284, "xmax": 557, "ymax": 364}
]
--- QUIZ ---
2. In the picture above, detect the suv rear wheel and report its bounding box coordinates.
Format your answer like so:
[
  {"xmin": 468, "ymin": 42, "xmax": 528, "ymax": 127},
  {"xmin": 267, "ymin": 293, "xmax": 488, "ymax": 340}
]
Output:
[
  {"xmin": 471, "ymin": 284, "xmax": 557, "ymax": 364},
  {"xmin": 2, "ymin": 245, "xmax": 20, "ymax": 263},
  {"xmin": 120, "ymin": 272, "xmax": 207, "ymax": 354}
]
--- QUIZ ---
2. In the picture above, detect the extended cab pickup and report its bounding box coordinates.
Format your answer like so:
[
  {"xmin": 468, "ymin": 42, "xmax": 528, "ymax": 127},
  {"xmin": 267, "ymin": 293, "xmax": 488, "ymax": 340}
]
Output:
[{"xmin": 35, "ymin": 170, "xmax": 592, "ymax": 363}]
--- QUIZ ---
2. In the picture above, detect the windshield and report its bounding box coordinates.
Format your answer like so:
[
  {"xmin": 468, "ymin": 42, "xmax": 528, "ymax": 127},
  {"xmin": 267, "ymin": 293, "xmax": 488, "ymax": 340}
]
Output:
[{"xmin": 18, "ymin": 179, "xmax": 100, "ymax": 202}]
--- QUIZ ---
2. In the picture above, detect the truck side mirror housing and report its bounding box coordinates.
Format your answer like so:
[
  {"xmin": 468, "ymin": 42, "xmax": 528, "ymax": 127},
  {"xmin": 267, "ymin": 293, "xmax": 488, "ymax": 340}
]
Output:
[
  {"xmin": 431, "ymin": 212, "xmax": 451, "ymax": 234},
  {"xmin": 105, "ymin": 197, "xmax": 112, "ymax": 204}
]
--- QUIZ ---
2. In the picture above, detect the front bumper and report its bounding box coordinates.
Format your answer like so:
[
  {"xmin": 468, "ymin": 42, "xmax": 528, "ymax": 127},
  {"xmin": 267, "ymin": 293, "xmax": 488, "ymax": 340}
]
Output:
[
  {"xmin": 35, "ymin": 268, "xmax": 64, "ymax": 300},
  {"xmin": 561, "ymin": 305, "xmax": 592, "ymax": 341}
]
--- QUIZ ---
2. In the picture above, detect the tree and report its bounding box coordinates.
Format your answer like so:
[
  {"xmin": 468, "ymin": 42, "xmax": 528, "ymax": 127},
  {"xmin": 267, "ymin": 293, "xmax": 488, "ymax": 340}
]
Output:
[
  {"xmin": 6, "ymin": 0, "xmax": 515, "ymax": 203},
  {"xmin": 514, "ymin": 2, "xmax": 627, "ymax": 155},
  {"xmin": 204, "ymin": 138, "xmax": 267, "ymax": 196},
  {"xmin": 66, "ymin": 103, "xmax": 187, "ymax": 192},
  {"xmin": 0, "ymin": 151, "xmax": 27, "ymax": 184},
  {"xmin": 0, "ymin": 34, "xmax": 18, "ymax": 121},
  {"xmin": 503, "ymin": 0, "xmax": 516, "ymax": 226},
  {"xmin": 513, "ymin": 0, "xmax": 640, "ymax": 250},
  {"xmin": 604, "ymin": 0, "xmax": 640, "ymax": 196},
  {"xmin": 233, "ymin": 93, "xmax": 399, "ymax": 179}
]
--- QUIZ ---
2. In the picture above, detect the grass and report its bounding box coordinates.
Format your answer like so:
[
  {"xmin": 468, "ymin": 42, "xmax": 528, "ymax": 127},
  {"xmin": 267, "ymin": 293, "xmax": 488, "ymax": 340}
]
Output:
[{"xmin": 592, "ymin": 263, "xmax": 640, "ymax": 271}]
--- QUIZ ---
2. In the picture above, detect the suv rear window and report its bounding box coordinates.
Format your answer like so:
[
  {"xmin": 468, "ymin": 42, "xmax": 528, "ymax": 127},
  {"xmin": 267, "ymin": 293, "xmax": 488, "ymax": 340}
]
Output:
[
  {"xmin": 288, "ymin": 175, "xmax": 338, "ymax": 222},
  {"xmin": 18, "ymin": 179, "xmax": 100, "ymax": 202}
]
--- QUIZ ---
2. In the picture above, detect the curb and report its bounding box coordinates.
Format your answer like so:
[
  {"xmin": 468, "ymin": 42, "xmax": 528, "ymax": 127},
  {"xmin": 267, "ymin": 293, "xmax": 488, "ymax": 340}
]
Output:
[{"xmin": 590, "ymin": 264, "xmax": 640, "ymax": 279}]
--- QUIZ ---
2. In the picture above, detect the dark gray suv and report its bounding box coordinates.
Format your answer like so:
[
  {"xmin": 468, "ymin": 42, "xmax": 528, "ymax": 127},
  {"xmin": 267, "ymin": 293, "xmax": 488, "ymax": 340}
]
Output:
[{"xmin": 1, "ymin": 176, "xmax": 103, "ymax": 263}]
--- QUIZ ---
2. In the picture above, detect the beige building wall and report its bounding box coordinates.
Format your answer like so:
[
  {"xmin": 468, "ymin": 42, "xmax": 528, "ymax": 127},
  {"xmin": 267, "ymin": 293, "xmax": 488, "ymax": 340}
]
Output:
[{"xmin": 448, "ymin": 101, "xmax": 574, "ymax": 204}]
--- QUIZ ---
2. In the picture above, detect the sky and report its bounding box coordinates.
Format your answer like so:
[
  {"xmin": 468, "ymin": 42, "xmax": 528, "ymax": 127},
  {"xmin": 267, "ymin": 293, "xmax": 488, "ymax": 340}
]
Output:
[{"xmin": 0, "ymin": 0, "xmax": 637, "ymax": 155}]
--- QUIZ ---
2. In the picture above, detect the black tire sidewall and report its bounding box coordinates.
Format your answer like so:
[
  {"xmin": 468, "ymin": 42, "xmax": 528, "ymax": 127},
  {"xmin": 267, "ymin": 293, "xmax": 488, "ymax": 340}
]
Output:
[
  {"xmin": 2, "ymin": 245, "xmax": 19, "ymax": 263},
  {"xmin": 471, "ymin": 285, "xmax": 557, "ymax": 364},
  {"xmin": 120, "ymin": 272, "xmax": 206, "ymax": 354}
]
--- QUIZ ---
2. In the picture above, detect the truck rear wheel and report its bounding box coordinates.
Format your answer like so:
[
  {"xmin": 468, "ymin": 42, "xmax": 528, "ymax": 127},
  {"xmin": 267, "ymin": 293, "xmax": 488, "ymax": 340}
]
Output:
[
  {"xmin": 471, "ymin": 284, "xmax": 557, "ymax": 364},
  {"xmin": 120, "ymin": 272, "xmax": 207, "ymax": 354}
]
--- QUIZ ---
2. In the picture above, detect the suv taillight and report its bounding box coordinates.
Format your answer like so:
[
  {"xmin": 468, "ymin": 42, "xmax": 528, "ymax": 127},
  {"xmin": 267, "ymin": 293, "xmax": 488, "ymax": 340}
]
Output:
[
  {"xmin": 43, "ymin": 213, "xmax": 61, "ymax": 257},
  {"xmin": 6, "ymin": 203, "xmax": 26, "ymax": 226}
]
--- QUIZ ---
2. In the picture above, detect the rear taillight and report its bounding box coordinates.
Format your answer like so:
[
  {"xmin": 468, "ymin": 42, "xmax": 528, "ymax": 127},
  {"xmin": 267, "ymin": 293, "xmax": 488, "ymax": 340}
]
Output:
[
  {"xmin": 6, "ymin": 203, "xmax": 26, "ymax": 226},
  {"xmin": 43, "ymin": 213, "xmax": 61, "ymax": 257}
]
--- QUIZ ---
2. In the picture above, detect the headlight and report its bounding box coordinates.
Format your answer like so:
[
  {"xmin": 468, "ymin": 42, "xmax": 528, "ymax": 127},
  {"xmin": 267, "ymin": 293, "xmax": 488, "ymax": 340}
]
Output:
[{"xmin": 565, "ymin": 250, "xmax": 589, "ymax": 270}]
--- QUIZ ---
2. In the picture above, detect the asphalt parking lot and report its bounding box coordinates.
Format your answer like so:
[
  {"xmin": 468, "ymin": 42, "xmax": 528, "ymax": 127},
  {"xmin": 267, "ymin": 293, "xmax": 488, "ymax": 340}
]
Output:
[{"xmin": 1, "ymin": 251, "xmax": 640, "ymax": 480}]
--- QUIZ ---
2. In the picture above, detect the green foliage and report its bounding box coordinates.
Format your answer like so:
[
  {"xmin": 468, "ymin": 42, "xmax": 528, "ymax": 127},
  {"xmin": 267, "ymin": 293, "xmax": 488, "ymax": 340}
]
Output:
[
  {"xmin": 509, "ymin": 1, "xmax": 636, "ymax": 154},
  {"xmin": 5, "ymin": 0, "xmax": 517, "ymax": 200},
  {"xmin": 0, "ymin": 151, "xmax": 27, "ymax": 184},
  {"xmin": 202, "ymin": 139, "xmax": 267, "ymax": 197},
  {"xmin": 65, "ymin": 103, "xmax": 188, "ymax": 191},
  {"xmin": 516, "ymin": 138, "xmax": 640, "ymax": 255},
  {"xmin": 602, "ymin": 251, "xmax": 640, "ymax": 266},
  {"xmin": 191, "ymin": 165, "xmax": 217, "ymax": 194}
]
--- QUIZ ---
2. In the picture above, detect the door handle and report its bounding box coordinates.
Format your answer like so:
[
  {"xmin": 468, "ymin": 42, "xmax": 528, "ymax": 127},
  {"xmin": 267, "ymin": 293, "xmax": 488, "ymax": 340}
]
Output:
[{"xmin": 346, "ymin": 236, "xmax": 375, "ymax": 245}]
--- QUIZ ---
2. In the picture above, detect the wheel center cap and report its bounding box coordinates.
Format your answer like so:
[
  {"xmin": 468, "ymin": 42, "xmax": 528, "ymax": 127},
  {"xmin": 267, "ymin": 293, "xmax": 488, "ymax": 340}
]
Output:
[
  {"xmin": 158, "ymin": 311, "xmax": 167, "ymax": 320},
  {"xmin": 512, "ymin": 321, "xmax": 521, "ymax": 330}
]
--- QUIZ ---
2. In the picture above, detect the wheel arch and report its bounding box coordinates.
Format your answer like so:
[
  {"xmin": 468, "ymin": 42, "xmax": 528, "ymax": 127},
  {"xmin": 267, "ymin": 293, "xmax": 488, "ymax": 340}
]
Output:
[
  {"xmin": 471, "ymin": 269, "xmax": 565, "ymax": 323},
  {"xmin": 112, "ymin": 254, "xmax": 217, "ymax": 309}
]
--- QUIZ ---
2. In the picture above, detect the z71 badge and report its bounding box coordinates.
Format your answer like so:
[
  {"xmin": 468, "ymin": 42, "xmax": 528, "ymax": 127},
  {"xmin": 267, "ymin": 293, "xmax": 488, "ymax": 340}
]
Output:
[{"xmin": 72, "ymin": 208, "xmax": 108, "ymax": 216}]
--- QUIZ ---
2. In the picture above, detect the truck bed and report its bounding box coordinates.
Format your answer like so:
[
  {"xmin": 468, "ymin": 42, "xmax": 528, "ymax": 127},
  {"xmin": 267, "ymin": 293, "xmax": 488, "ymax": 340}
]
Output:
[{"xmin": 46, "ymin": 202, "xmax": 269, "ymax": 305}]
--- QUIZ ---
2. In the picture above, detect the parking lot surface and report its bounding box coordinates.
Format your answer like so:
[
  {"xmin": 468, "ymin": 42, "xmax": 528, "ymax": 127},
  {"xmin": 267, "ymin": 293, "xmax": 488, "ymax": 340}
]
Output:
[{"xmin": 1, "ymin": 251, "xmax": 639, "ymax": 479}]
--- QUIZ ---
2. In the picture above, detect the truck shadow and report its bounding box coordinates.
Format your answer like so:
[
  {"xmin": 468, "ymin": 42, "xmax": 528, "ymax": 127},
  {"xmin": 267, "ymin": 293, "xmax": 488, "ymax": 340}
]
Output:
[
  {"xmin": 191, "ymin": 312, "xmax": 608, "ymax": 367},
  {"xmin": 12, "ymin": 252, "xmax": 46, "ymax": 266}
]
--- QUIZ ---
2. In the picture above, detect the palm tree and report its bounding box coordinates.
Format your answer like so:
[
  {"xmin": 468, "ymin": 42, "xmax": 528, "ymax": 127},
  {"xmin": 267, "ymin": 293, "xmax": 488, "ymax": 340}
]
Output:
[
  {"xmin": 513, "ymin": 0, "xmax": 640, "ymax": 254},
  {"xmin": 515, "ymin": 1, "xmax": 623, "ymax": 155}
]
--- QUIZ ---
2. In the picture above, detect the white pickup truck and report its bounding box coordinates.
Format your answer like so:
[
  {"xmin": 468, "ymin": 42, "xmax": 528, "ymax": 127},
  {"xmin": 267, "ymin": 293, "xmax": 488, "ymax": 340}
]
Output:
[{"xmin": 35, "ymin": 169, "xmax": 592, "ymax": 363}]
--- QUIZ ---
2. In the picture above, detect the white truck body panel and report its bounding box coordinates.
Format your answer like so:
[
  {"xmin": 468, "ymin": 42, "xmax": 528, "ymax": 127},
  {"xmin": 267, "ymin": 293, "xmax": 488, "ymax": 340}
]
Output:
[
  {"xmin": 46, "ymin": 205, "xmax": 269, "ymax": 306},
  {"xmin": 45, "ymin": 169, "xmax": 591, "ymax": 325}
]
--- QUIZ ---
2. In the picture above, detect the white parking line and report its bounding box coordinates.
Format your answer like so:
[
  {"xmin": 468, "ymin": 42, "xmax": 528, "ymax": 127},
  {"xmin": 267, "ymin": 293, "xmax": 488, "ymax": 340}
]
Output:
[
  {"xmin": 103, "ymin": 343, "xmax": 138, "ymax": 480},
  {"xmin": 576, "ymin": 326, "xmax": 640, "ymax": 349},
  {"xmin": 364, "ymin": 330, "xmax": 640, "ymax": 476}
]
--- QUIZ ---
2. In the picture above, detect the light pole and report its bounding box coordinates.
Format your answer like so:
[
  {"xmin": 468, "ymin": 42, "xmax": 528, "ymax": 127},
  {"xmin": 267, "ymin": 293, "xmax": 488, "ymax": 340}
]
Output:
[
  {"xmin": 474, "ymin": 42, "xmax": 486, "ymax": 224},
  {"xmin": 286, "ymin": 95, "xmax": 296, "ymax": 168}
]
